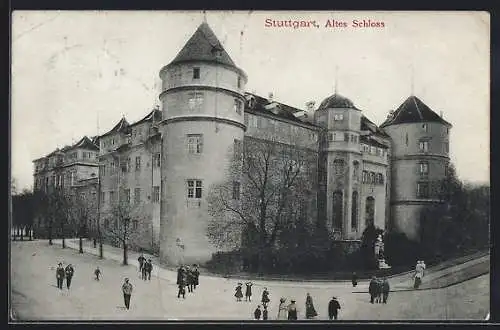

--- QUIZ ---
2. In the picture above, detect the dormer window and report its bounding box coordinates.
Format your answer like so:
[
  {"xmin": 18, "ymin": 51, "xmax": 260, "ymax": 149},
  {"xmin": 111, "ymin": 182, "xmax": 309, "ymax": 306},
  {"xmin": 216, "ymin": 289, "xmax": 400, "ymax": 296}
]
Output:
[
  {"xmin": 419, "ymin": 140, "xmax": 429, "ymax": 152},
  {"xmin": 422, "ymin": 123, "xmax": 428, "ymax": 132},
  {"xmin": 248, "ymin": 97, "xmax": 255, "ymax": 109},
  {"xmin": 193, "ymin": 67, "xmax": 200, "ymax": 80}
]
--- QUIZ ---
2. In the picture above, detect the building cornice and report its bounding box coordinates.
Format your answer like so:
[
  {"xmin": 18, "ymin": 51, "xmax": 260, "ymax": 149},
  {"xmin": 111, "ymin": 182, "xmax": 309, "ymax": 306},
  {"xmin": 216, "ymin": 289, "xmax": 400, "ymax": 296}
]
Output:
[
  {"xmin": 160, "ymin": 116, "xmax": 246, "ymax": 131},
  {"xmin": 391, "ymin": 154, "xmax": 450, "ymax": 161},
  {"xmin": 391, "ymin": 199, "xmax": 445, "ymax": 206},
  {"xmin": 159, "ymin": 85, "xmax": 245, "ymax": 101}
]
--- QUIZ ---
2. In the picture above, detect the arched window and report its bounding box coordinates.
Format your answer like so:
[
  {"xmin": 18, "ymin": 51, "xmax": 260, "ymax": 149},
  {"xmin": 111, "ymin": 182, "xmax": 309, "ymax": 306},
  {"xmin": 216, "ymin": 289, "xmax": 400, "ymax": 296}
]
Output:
[
  {"xmin": 362, "ymin": 171, "xmax": 368, "ymax": 183},
  {"xmin": 378, "ymin": 173, "xmax": 384, "ymax": 184},
  {"xmin": 370, "ymin": 172, "xmax": 375, "ymax": 184},
  {"xmin": 333, "ymin": 159, "xmax": 344, "ymax": 176},
  {"xmin": 365, "ymin": 196, "xmax": 375, "ymax": 227},
  {"xmin": 351, "ymin": 191, "xmax": 358, "ymax": 231},
  {"xmin": 353, "ymin": 161, "xmax": 360, "ymax": 181},
  {"xmin": 332, "ymin": 191, "xmax": 343, "ymax": 231}
]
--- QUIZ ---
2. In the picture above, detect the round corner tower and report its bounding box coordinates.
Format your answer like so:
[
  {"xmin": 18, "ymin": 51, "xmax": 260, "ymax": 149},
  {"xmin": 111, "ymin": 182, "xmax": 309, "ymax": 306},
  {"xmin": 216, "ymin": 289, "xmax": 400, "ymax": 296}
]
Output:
[
  {"xmin": 158, "ymin": 22, "xmax": 247, "ymax": 266},
  {"xmin": 381, "ymin": 95, "xmax": 452, "ymax": 241}
]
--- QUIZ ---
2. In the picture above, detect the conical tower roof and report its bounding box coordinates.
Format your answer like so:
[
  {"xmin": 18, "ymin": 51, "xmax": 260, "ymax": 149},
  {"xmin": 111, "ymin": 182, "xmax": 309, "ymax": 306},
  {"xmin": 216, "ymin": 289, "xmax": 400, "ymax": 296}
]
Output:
[
  {"xmin": 380, "ymin": 96, "xmax": 452, "ymax": 128},
  {"xmin": 164, "ymin": 22, "xmax": 246, "ymax": 78}
]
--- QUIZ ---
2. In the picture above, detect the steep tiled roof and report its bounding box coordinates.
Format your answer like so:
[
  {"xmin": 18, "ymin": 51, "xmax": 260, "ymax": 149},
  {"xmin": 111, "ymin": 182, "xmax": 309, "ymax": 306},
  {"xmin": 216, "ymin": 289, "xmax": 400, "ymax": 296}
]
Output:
[
  {"xmin": 130, "ymin": 109, "xmax": 162, "ymax": 127},
  {"xmin": 380, "ymin": 96, "xmax": 452, "ymax": 127},
  {"xmin": 167, "ymin": 22, "xmax": 237, "ymax": 70},
  {"xmin": 72, "ymin": 136, "xmax": 99, "ymax": 151},
  {"xmin": 361, "ymin": 116, "xmax": 390, "ymax": 138},
  {"xmin": 101, "ymin": 117, "xmax": 130, "ymax": 137}
]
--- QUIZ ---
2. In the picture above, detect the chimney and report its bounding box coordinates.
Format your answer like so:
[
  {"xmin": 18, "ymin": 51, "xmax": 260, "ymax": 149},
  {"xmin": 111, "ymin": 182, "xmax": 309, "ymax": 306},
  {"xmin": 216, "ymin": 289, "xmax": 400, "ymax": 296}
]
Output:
[
  {"xmin": 440, "ymin": 111, "xmax": 443, "ymax": 118},
  {"xmin": 268, "ymin": 92, "xmax": 274, "ymax": 102}
]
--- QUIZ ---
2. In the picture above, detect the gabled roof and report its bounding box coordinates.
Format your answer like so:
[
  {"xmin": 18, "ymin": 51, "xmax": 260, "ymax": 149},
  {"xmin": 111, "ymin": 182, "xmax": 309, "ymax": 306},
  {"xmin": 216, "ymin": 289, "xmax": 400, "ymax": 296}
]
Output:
[
  {"xmin": 101, "ymin": 117, "xmax": 130, "ymax": 137},
  {"xmin": 361, "ymin": 116, "xmax": 390, "ymax": 138},
  {"xmin": 165, "ymin": 22, "xmax": 245, "ymax": 77},
  {"xmin": 380, "ymin": 96, "xmax": 452, "ymax": 128},
  {"xmin": 129, "ymin": 109, "xmax": 162, "ymax": 128},
  {"xmin": 72, "ymin": 136, "xmax": 100, "ymax": 151}
]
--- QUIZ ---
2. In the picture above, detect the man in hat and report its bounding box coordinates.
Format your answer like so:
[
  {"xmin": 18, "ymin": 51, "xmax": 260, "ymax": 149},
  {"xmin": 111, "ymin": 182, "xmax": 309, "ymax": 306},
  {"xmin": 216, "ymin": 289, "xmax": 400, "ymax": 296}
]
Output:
[
  {"xmin": 122, "ymin": 278, "xmax": 133, "ymax": 310},
  {"xmin": 56, "ymin": 263, "xmax": 65, "ymax": 290},
  {"xmin": 328, "ymin": 296, "xmax": 341, "ymax": 320},
  {"xmin": 145, "ymin": 259, "xmax": 153, "ymax": 281},
  {"xmin": 177, "ymin": 267, "xmax": 186, "ymax": 299},
  {"xmin": 138, "ymin": 254, "xmax": 145, "ymax": 274},
  {"xmin": 287, "ymin": 299, "xmax": 298, "ymax": 320},
  {"xmin": 368, "ymin": 276, "xmax": 378, "ymax": 304},
  {"xmin": 382, "ymin": 277, "xmax": 390, "ymax": 304},
  {"xmin": 64, "ymin": 263, "xmax": 75, "ymax": 290},
  {"xmin": 193, "ymin": 264, "xmax": 200, "ymax": 290}
]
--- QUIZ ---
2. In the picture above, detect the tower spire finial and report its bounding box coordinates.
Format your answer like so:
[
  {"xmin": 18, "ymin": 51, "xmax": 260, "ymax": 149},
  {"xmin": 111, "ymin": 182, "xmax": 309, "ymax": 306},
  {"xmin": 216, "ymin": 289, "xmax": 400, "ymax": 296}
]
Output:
[
  {"xmin": 334, "ymin": 65, "xmax": 339, "ymax": 94},
  {"xmin": 203, "ymin": 11, "xmax": 207, "ymax": 23},
  {"xmin": 411, "ymin": 64, "xmax": 415, "ymax": 96}
]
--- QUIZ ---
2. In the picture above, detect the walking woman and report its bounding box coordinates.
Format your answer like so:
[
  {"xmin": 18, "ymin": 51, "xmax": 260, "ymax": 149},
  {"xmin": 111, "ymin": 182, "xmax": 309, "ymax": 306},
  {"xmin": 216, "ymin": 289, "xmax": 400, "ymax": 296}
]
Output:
[
  {"xmin": 235, "ymin": 283, "xmax": 243, "ymax": 302},
  {"xmin": 305, "ymin": 293, "xmax": 318, "ymax": 319}
]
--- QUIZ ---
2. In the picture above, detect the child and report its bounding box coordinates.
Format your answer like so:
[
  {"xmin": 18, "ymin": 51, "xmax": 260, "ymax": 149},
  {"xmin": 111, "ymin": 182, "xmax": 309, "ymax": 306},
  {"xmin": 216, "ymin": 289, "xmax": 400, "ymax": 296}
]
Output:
[
  {"xmin": 254, "ymin": 305, "xmax": 262, "ymax": 320},
  {"xmin": 94, "ymin": 267, "xmax": 102, "ymax": 281},
  {"xmin": 235, "ymin": 283, "xmax": 243, "ymax": 302}
]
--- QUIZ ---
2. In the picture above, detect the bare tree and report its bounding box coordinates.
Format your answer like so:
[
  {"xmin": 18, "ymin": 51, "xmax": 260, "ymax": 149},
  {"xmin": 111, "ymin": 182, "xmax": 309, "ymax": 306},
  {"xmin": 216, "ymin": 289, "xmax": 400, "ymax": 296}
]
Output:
[
  {"xmin": 69, "ymin": 191, "xmax": 97, "ymax": 253},
  {"xmin": 102, "ymin": 193, "xmax": 151, "ymax": 265},
  {"xmin": 207, "ymin": 136, "xmax": 318, "ymax": 271}
]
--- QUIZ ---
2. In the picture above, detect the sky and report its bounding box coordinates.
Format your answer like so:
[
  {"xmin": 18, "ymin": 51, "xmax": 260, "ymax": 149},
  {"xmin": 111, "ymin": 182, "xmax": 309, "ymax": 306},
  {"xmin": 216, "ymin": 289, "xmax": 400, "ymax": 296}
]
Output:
[{"xmin": 11, "ymin": 11, "xmax": 490, "ymax": 191}]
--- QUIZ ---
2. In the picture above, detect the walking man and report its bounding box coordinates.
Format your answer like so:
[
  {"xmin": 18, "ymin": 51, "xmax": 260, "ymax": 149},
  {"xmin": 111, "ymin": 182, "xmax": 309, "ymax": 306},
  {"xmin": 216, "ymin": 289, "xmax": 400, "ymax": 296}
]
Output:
[
  {"xmin": 56, "ymin": 263, "xmax": 65, "ymax": 290},
  {"xmin": 138, "ymin": 254, "xmax": 145, "ymax": 274},
  {"xmin": 177, "ymin": 267, "xmax": 186, "ymax": 299},
  {"xmin": 145, "ymin": 259, "xmax": 153, "ymax": 281},
  {"xmin": 328, "ymin": 296, "xmax": 341, "ymax": 320},
  {"xmin": 65, "ymin": 264, "xmax": 75, "ymax": 290},
  {"xmin": 245, "ymin": 281, "xmax": 253, "ymax": 302},
  {"xmin": 122, "ymin": 278, "xmax": 133, "ymax": 310},
  {"xmin": 382, "ymin": 277, "xmax": 390, "ymax": 304},
  {"xmin": 369, "ymin": 276, "xmax": 378, "ymax": 304},
  {"xmin": 193, "ymin": 264, "xmax": 200, "ymax": 290},
  {"xmin": 261, "ymin": 287, "xmax": 270, "ymax": 308}
]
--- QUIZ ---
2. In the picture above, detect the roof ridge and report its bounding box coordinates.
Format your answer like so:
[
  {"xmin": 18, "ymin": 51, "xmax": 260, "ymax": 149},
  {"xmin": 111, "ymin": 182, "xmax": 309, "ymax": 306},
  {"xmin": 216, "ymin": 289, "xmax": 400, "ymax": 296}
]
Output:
[{"xmin": 412, "ymin": 96, "xmax": 424, "ymax": 121}]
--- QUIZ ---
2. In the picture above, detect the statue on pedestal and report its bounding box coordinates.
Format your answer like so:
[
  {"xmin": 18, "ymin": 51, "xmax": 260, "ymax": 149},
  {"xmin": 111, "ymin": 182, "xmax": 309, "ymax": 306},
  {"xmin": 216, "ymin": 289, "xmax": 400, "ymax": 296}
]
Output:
[{"xmin": 375, "ymin": 233, "xmax": 391, "ymax": 269}]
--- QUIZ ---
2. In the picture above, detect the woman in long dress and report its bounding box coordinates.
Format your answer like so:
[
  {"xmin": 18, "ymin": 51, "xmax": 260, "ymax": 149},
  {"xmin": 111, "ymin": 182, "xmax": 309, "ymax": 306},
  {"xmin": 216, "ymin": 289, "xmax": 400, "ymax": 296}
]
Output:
[
  {"xmin": 277, "ymin": 297, "xmax": 288, "ymax": 320},
  {"xmin": 305, "ymin": 293, "xmax": 318, "ymax": 319},
  {"xmin": 235, "ymin": 283, "xmax": 243, "ymax": 302}
]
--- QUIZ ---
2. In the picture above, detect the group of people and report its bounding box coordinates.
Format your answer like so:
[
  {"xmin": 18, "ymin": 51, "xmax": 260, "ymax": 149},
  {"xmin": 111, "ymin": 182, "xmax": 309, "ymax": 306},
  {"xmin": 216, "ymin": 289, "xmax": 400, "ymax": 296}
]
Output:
[
  {"xmin": 246, "ymin": 287, "xmax": 341, "ymax": 321},
  {"xmin": 414, "ymin": 260, "xmax": 426, "ymax": 288},
  {"xmin": 138, "ymin": 254, "xmax": 154, "ymax": 281},
  {"xmin": 176, "ymin": 264, "xmax": 200, "ymax": 298},
  {"xmin": 55, "ymin": 262, "xmax": 75, "ymax": 290},
  {"xmin": 368, "ymin": 276, "xmax": 390, "ymax": 304}
]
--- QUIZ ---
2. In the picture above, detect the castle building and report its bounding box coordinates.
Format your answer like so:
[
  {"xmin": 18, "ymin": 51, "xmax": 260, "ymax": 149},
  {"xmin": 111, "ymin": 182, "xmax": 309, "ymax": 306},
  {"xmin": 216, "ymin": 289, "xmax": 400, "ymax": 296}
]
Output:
[{"xmin": 33, "ymin": 22, "xmax": 452, "ymax": 265}]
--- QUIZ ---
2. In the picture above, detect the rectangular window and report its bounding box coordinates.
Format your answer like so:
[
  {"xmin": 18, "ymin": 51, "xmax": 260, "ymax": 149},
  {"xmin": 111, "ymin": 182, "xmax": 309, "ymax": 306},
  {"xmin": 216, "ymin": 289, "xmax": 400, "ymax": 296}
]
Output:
[
  {"xmin": 187, "ymin": 134, "xmax": 203, "ymax": 154},
  {"xmin": 100, "ymin": 192, "xmax": 105, "ymax": 203},
  {"xmin": 110, "ymin": 191, "xmax": 115, "ymax": 204},
  {"xmin": 135, "ymin": 156, "xmax": 141, "ymax": 171},
  {"xmin": 344, "ymin": 133, "xmax": 349, "ymax": 142},
  {"xmin": 154, "ymin": 153, "xmax": 161, "ymax": 168},
  {"xmin": 232, "ymin": 181, "xmax": 240, "ymax": 200},
  {"xmin": 132, "ymin": 220, "xmax": 138, "ymax": 230},
  {"xmin": 193, "ymin": 67, "xmax": 200, "ymax": 79},
  {"xmin": 417, "ymin": 182, "xmax": 429, "ymax": 198},
  {"xmin": 123, "ymin": 189, "xmax": 131, "ymax": 204},
  {"xmin": 101, "ymin": 165, "xmax": 106, "ymax": 176},
  {"xmin": 419, "ymin": 162, "xmax": 429, "ymax": 175},
  {"xmin": 419, "ymin": 141, "xmax": 429, "ymax": 152},
  {"xmin": 234, "ymin": 99, "xmax": 243, "ymax": 115},
  {"xmin": 134, "ymin": 188, "xmax": 141, "ymax": 205},
  {"xmin": 187, "ymin": 180, "xmax": 202, "ymax": 199},
  {"xmin": 333, "ymin": 114, "xmax": 344, "ymax": 121},
  {"xmin": 362, "ymin": 171, "xmax": 368, "ymax": 183},
  {"xmin": 237, "ymin": 76, "xmax": 242, "ymax": 89},
  {"xmin": 153, "ymin": 186, "xmax": 160, "ymax": 203},
  {"xmin": 445, "ymin": 141, "xmax": 449, "ymax": 153},
  {"xmin": 422, "ymin": 123, "xmax": 428, "ymax": 132},
  {"xmin": 188, "ymin": 92, "xmax": 204, "ymax": 110}
]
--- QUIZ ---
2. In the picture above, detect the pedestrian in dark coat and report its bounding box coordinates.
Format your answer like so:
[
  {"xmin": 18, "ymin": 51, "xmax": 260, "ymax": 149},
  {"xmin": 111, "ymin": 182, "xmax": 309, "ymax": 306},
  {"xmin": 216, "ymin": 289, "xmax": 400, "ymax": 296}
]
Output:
[
  {"xmin": 305, "ymin": 293, "xmax": 318, "ymax": 319},
  {"xmin": 375, "ymin": 278, "xmax": 383, "ymax": 303},
  {"xmin": 261, "ymin": 287, "xmax": 270, "ymax": 308},
  {"xmin": 245, "ymin": 282, "xmax": 253, "ymax": 302},
  {"xmin": 141, "ymin": 260, "xmax": 147, "ymax": 281},
  {"xmin": 368, "ymin": 276, "xmax": 378, "ymax": 304},
  {"xmin": 328, "ymin": 297, "xmax": 341, "ymax": 320},
  {"xmin": 287, "ymin": 300, "xmax": 298, "ymax": 320},
  {"xmin": 382, "ymin": 278, "xmax": 390, "ymax": 304},
  {"xmin": 192, "ymin": 264, "xmax": 200, "ymax": 290},
  {"xmin": 65, "ymin": 264, "xmax": 75, "ymax": 289},
  {"xmin": 177, "ymin": 267, "xmax": 186, "ymax": 299},
  {"xmin": 186, "ymin": 266, "xmax": 194, "ymax": 293},
  {"xmin": 122, "ymin": 278, "xmax": 133, "ymax": 310},
  {"xmin": 263, "ymin": 306, "xmax": 268, "ymax": 320},
  {"xmin": 138, "ymin": 254, "xmax": 145, "ymax": 273},
  {"xmin": 235, "ymin": 283, "xmax": 243, "ymax": 302},
  {"xmin": 145, "ymin": 259, "xmax": 153, "ymax": 281},
  {"xmin": 351, "ymin": 272, "xmax": 358, "ymax": 287},
  {"xmin": 56, "ymin": 263, "xmax": 65, "ymax": 289},
  {"xmin": 254, "ymin": 305, "xmax": 262, "ymax": 320}
]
